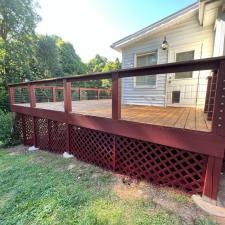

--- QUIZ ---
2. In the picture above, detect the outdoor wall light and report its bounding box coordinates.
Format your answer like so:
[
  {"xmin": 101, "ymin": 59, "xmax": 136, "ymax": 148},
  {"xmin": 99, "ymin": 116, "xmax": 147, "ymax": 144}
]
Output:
[{"xmin": 161, "ymin": 36, "xmax": 169, "ymax": 50}]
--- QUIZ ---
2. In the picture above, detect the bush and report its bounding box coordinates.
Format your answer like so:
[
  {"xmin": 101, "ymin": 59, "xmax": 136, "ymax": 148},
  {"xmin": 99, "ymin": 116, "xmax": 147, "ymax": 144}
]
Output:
[{"xmin": 0, "ymin": 110, "xmax": 20, "ymax": 146}]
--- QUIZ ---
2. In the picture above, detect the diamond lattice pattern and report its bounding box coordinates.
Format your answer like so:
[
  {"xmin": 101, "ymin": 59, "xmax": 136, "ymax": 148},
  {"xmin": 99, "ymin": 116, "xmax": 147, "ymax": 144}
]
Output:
[{"xmin": 115, "ymin": 136, "xmax": 208, "ymax": 194}]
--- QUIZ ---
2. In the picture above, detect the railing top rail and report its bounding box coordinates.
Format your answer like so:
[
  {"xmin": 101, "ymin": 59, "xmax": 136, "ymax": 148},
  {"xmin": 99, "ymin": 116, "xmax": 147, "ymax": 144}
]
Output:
[
  {"xmin": 8, "ymin": 56, "xmax": 225, "ymax": 87},
  {"xmin": 31, "ymin": 86, "xmax": 110, "ymax": 90}
]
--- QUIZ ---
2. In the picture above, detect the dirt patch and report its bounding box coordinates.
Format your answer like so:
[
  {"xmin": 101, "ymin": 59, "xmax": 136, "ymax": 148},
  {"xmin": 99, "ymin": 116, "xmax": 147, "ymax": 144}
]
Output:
[
  {"xmin": 112, "ymin": 174, "xmax": 148, "ymax": 200},
  {"xmin": 113, "ymin": 183, "xmax": 146, "ymax": 200},
  {"xmin": 112, "ymin": 174, "xmax": 222, "ymax": 225}
]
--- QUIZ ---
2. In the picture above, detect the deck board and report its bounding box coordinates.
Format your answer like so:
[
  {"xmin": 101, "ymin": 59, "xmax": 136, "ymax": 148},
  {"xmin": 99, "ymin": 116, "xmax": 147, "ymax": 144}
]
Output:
[{"xmin": 15, "ymin": 99, "xmax": 211, "ymax": 132}]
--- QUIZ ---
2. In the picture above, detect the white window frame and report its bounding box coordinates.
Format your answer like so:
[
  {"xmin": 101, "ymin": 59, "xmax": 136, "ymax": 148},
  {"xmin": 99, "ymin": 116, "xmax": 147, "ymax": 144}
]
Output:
[
  {"xmin": 133, "ymin": 51, "xmax": 158, "ymax": 88},
  {"xmin": 168, "ymin": 43, "xmax": 202, "ymax": 81},
  {"xmin": 175, "ymin": 50, "xmax": 195, "ymax": 80}
]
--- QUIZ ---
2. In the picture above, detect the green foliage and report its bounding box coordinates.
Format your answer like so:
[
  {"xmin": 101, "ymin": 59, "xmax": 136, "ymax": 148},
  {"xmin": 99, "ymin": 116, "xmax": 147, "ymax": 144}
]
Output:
[
  {"xmin": 87, "ymin": 54, "xmax": 121, "ymax": 74},
  {"xmin": 0, "ymin": 81, "xmax": 10, "ymax": 111},
  {"xmin": 36, "ymin": 35, "xmax": 63, "ymax": 78},
  {"xmin": 0, "ymin": 110, "xmax": 20, "ymax": 146},
  {"xmin": 86, "ymin": 55, "xmax": 121, "ymax": 88},
  {"xmin": 102, "ymin": 58, "xmax": 121, "ymax": 72},
  {"xmin": 194, "ymin": 217, "xmax": 219, "ymax": 225},
  {"xmin": 0, "ymin": 0, "xmax": 40, "ymax": 111},
  {"xmin": 0, "ymin": 0, "xmax": 40, "ymax": 42},
  {"xmin": 0, "ymin": 0, "xmax": 40, "ymax": 84},
  {"xmin": 87, "ymin": 54, "xmax": 108, "ymax": 73},
  {"xmin": 56, "ymin": 38, "xmax": 86, "ymax": 75},
  {"xmin": 0, "ymin": 149, "xmax": 219, "ymax": 225},
  {"xmin": 0, "ymin": 1, "xmax": 86, "ymax": 111}
]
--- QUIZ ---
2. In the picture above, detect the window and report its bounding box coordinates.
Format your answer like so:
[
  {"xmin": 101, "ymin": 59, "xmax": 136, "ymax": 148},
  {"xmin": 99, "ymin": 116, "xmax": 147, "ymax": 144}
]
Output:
[
  {"xmin": 135, "ymin": 52, "xmax": 157, "ymax": 87},
  {"xmin": 175, "ymin": 51, "xmax": 194, "ymax": 79},
  {"xmin": 172, "ymin": 91, "xmax": 180, "ymax": 103}
]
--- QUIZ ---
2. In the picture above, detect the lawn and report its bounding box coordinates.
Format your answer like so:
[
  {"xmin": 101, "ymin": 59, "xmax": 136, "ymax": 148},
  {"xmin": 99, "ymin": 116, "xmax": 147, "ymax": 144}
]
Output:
[{"xmin": 0, "ymin": 146, "xmax": 220, "ymax": 225}]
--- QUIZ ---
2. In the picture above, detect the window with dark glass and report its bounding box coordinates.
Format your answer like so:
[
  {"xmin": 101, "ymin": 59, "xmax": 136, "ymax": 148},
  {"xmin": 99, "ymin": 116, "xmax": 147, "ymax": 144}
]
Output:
[
  {"xmin": 175, "ymin": 51, "xmax": 194, "ymax": 79},
  {"xmin": 135, "ymin": 52, "xmax": 157, "ymax": 87}
]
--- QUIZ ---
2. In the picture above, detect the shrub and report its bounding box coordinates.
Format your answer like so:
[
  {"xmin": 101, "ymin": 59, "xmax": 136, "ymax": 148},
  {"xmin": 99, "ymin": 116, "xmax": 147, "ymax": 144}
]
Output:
[{"xmin": 0, "ymin": 110, "xmax": 20, "ymax": 146}]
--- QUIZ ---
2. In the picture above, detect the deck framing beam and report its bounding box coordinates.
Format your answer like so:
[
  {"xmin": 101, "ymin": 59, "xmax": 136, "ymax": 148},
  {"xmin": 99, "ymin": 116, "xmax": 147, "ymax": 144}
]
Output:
[{"xmin": 11, "ymin": 105, "xmax": 225, "ymax": 158}]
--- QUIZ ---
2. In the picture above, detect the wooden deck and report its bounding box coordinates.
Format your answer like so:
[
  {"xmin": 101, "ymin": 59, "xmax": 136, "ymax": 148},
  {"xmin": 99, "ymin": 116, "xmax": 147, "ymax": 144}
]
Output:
[{"xmin": 16, "ymin": 99, "xmax": 211, "ymax": 132}]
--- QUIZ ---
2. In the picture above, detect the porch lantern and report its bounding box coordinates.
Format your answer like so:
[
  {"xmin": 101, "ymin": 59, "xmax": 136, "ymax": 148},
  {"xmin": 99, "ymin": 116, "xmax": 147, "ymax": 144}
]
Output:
[{"xmin": 161, "ymin": 36, "xmax": 169, "ymax": 50}]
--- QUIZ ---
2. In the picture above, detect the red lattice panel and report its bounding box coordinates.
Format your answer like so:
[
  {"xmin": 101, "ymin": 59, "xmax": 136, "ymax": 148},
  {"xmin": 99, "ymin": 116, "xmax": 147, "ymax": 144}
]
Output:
[
  {"xmin": 48, "ymin": 120, "xmax": 67, "ymax": 153},
  {"xmin": 15, "ymin": 113, "xmax": 210, "ymax": 194},
  {"xmin": 22, "ymin": 114, "xmax": 34, "ymax": 146},
  {"xmin": 115, "ymin": 136, "xmax": 208, "ymax": 194},
  {"xmin": 15, "ymin": 113, "xmax": 24, "ymax": 143},
  {"xmin": 35, "ymin": 117, "xmax": 49, "ymax": 150},
  {"xmin": 70, "ymin": 126, "xmax": 114, "ymax": 170}
]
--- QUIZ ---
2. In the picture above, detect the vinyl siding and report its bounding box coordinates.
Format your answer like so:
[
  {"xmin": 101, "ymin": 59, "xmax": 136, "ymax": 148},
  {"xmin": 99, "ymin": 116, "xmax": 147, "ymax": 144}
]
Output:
[{"xmin": 121, "ymin": 12, "xmax": 215, "ymax": 106}]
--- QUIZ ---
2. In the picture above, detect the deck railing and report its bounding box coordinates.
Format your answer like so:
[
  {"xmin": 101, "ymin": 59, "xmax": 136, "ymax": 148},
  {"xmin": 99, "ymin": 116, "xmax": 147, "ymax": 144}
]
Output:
[
  {"xmin": 9, "ymin": 56, "xmax": 225, "ymax": 133},
  {"xmin": 8, "ymin": 56, "xmax": 225, "ymax": 201}
]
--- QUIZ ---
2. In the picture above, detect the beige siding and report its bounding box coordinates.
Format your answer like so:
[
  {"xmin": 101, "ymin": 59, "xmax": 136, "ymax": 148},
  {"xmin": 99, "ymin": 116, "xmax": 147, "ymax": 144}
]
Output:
[{"xmin": 121, "ymin": 13, "xmax": 215, "ymax": 106}]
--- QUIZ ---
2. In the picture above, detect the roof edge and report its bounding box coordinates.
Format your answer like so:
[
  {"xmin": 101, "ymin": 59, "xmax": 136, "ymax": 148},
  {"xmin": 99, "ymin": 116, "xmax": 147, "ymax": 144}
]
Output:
[{"xmin": 111, "ymin": 2, "xmax": 199, "ymax": 50}]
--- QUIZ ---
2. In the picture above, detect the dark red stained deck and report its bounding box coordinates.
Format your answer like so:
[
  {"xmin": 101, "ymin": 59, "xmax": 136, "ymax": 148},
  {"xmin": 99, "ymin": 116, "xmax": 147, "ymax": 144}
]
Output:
[
  {"xmin": 15, "ymin": 99, "xmax": 211, "ymax": 132},
  {"xmin": 9, "ymin": 56, "xmax": 225, "ymax": 201}
]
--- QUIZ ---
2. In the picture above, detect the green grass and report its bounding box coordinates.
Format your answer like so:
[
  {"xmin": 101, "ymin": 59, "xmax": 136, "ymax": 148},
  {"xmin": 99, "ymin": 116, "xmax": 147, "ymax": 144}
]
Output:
[{"xmin": 0, "ymin": 148, "xmax": 219, "ymax": 225}]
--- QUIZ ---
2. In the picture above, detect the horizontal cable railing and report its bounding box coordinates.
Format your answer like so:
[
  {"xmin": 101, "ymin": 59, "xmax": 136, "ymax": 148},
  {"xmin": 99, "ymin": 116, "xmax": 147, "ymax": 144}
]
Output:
[{"xmin": 9, "ymin": 56, "xmax": 225, "ymax": 135}]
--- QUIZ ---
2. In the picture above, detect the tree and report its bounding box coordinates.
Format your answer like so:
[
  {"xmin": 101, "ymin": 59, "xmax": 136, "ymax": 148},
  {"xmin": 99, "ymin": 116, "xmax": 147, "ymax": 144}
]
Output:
[
  {"xmin": 86, "ymin": 55, "xmax": 121, "ymax": 88},
  {"xmin": 0, "ymin": 0, "xmax": 40, "ymax": 83},
  {"xmin": 0, "ymin": 0, "xmax": 40, "ymax": 111},
  {"xmin": 36, "ymin": 35, "xmax": 63, "ymax": 78},
  {"xmin": 102, "ymin": 58, "xmax": 121, "ymax": 72},
  {"xmin": 56, "ymin": 38, "xmax": 86, "ymax": 75},
  {"xmin": 87, "ymin": 54, "xmax": 108, "ymax": 73},
  {"xmin": 0, "ymin": 0, "xmax": 40, "ymax": 42}
]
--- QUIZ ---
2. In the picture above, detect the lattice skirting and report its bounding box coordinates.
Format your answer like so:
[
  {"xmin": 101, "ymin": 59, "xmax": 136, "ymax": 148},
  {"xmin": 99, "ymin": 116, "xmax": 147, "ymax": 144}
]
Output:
[{"xmin": 16, "ymin": 113, "xmax": 209, "ymax": 194}]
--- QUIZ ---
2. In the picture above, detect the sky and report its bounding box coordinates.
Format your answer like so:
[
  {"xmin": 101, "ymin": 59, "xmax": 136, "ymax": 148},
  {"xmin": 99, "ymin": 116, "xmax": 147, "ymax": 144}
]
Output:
[{"xmin": 36, "ymin": 0, "xmax": 197, "ymax": 62}]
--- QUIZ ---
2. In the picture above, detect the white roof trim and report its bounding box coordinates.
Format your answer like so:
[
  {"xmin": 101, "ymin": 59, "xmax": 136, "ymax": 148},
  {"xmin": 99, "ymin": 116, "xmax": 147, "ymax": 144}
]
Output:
[{"xmin": 111, "ymin": 2, "xmax": 199, "ymax": 51}]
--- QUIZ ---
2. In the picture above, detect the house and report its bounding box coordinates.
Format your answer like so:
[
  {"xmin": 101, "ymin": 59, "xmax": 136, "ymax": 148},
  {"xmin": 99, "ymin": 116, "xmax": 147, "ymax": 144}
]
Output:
[{"xmin": 111, "ymin": 0, "xmax": 225, "ymax": 107}]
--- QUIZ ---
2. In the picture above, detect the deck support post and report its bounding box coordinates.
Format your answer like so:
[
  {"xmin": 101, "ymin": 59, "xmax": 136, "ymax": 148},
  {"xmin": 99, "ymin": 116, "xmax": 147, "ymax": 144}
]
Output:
[
  {"xmin": 79, "ymin": 88, "xmax": 81, "ymax": 101},
  {"xmin": 52, "ymin": 87, "xmax": 56, "ymax": 102},
  {"xmin": 63, "ymin": 79, "xmax": 72, "ymax": 153},
  {"xmin": 9, "ymin": 86, "xmax": 15, "ymax": 110},
  {"xmin": 63, "ymin": 79, "xmax": 72, "ymax": 113},
  {"xmin": 212, "ymin": 60, "xmax": 225, "ymax": 135},
  {"xmin": 97, "ymin": 89, "xmax": 100, "ymax": 100},
  {"xmin": 28, "ymin": 84, "xmax": 37, "ymax": 146},
  {"xmin": 112, "ymin": 72, "xmax": 121, "ymax": 120},
  {"xmin": 28, "ymin": 84, "xmax": 36, "ymax": 108},
  {"xmin": 203, "ymin": 156, "xmax": 223, "ymax": 203}
]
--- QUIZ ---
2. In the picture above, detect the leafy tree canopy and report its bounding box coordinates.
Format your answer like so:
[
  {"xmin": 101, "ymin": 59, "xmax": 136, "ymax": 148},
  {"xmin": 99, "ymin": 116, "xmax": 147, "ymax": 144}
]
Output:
[
  {"xmin": 86, "ymin": 55, "xmax": 121, "ymax": 88},
  {"xmin": 56, "ymin": 37, "xmax": 86, "ymax": 75},
  {"xmin": 87, "ymin": 54, "xmax": 121, "ymax": 73},
  {"xmin": 0, "ymin": 0, "xmax": 40, "ymax": 42},
  {"xmin": 0, "ymin": 0, "xmax": 121, "ymax": 111}
]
